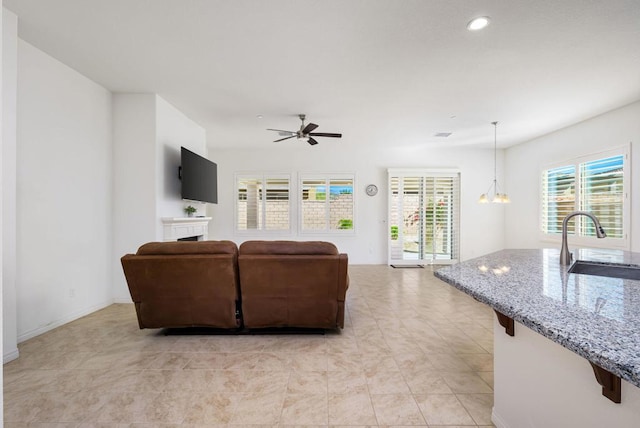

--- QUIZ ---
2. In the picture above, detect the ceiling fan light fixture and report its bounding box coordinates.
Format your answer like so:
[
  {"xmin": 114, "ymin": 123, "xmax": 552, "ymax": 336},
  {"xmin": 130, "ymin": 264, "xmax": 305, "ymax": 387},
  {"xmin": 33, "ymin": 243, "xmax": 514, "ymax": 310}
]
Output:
[{"xmin": 467, "ymin": 16, "xmax": 491, "ymax": 31}]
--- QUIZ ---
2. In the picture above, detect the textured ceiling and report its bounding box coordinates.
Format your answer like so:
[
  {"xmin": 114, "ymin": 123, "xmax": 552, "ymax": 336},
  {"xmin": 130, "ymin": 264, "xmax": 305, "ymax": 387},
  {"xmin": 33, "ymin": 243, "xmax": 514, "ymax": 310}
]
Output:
[{"xmin": 5, "ymin": 0, "xmax": 640, "ymax": 149}]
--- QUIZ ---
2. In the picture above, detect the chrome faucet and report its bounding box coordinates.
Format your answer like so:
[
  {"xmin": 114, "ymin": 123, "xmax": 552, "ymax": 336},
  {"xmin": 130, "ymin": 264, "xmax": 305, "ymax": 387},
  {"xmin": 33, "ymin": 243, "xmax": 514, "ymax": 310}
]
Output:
[{"xmin": 559, "ymin": 211, "xmax": 606, "ymax": 265}]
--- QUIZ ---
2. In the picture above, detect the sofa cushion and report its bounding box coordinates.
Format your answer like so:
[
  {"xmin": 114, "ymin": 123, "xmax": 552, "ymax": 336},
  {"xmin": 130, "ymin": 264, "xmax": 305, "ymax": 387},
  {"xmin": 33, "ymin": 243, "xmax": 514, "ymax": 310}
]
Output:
[
  {"xmin": 137, "ymin": 240, "xmax": 238, "ymax": 256},
  {"xmin": 238, "ymin": 240, "xmax": 348, "ymax": 329},
  {"xmin": 239, "ymin": 240, "xmax": 338, "ymax": 256}
]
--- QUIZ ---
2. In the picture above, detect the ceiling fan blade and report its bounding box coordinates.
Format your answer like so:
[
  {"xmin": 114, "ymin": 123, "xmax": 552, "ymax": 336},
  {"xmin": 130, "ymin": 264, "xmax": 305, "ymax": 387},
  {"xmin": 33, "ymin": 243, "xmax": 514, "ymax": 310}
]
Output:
[
  {"xmin": 274, "ymin": 135, "xmax": 296, "ymax": 142},
  {"xmin": 308, "ymin": 132, "xmax": 342, "ymax": 138},
  {"xmin": 267, "ymin": 128, "xmax": 294, "ymax": 134},
  {"xmin": 307, "ymin": 137, "xmax": 319, "ymax": 146},
  {"xmin": 302, "ymin": 123, "xmax": 319, "ymax": 134}
]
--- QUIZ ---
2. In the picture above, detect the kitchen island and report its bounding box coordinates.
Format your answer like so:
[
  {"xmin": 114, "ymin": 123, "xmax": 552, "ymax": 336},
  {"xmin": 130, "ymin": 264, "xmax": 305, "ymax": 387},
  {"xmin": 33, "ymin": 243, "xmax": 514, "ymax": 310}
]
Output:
[{"xmin": 435, "ymin": 248, "xmax": 640, "ymax": 428}]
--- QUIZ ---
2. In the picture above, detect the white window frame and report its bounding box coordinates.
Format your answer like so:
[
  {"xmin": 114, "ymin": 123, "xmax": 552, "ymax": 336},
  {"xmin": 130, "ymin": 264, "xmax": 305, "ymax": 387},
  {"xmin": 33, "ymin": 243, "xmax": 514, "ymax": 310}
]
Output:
[
  {"xmin": 299, "ymin": 173, "xmax": 356, "ymax": 236},
  {"xmin": 539, "ymin": 145, "xmax": 630, "ymax": 250},
  {"xmin": 234, "ymin": 173, "xmax": 294, "ymax": 235}
]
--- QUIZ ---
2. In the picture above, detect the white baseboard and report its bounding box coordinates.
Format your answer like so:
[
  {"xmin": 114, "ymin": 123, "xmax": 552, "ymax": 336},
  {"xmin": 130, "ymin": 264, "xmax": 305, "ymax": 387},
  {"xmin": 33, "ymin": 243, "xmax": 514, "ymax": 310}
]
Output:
[
  {"xmin": 113, "ymin": 297, "xmax": 133, "ymax": 304},
  {"xmin": 17, "ymin": 299, "xmax": 114, "ymax": 343},
  {"xmin": 3, "ymin": 348, "xmax": 20, "ymax": 364}
]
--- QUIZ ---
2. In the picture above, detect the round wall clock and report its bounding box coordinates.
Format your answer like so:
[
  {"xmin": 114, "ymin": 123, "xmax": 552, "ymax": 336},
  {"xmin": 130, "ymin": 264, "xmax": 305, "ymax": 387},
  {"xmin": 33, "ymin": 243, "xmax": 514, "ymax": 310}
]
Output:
[{"xmin": 365, "ymin": 184, "xmax": 378, "ymax": 196}]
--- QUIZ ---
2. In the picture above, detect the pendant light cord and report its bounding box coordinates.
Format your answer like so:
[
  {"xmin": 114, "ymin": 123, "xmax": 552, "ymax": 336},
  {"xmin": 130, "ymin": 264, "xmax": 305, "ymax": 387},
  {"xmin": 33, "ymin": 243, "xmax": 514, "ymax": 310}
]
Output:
[
  {"xmin": 493, "ymin": 121, "xmax": 498, "ymax": 191},
  {"xmin": 478, "ymin": 120, "xmax": 509, "ymax": 203}
]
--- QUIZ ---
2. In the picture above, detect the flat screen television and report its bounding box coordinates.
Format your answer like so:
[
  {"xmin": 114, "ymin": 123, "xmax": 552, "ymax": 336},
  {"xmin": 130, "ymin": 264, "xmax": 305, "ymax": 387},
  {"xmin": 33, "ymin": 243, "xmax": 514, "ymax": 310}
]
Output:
[{"xmin": 180, "ymin": 147, "xmax": 218, "ymax": 204}]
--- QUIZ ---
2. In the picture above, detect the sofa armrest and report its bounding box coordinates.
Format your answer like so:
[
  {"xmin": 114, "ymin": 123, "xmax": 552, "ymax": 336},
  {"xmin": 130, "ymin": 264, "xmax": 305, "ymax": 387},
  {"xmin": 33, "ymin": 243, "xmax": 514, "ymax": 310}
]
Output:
[{"xmin": 338, "ymin": 253, "xmax": 349, "ymax": 300}]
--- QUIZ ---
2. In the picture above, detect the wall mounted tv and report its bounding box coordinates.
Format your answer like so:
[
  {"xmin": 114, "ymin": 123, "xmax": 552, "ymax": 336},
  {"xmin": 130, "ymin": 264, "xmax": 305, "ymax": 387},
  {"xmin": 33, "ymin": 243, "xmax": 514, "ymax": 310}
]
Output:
[{"xmin": 180, "ymin": 147, "xmax": 218, "ymax": 204}]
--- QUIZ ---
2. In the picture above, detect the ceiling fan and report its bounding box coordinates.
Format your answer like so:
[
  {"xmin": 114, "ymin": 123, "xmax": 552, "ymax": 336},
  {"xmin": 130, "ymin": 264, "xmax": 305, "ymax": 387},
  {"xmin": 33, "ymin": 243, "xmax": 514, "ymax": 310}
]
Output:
[{"xmin": 267, "ymin": 114, "xmax": 342, "ymax": 146}]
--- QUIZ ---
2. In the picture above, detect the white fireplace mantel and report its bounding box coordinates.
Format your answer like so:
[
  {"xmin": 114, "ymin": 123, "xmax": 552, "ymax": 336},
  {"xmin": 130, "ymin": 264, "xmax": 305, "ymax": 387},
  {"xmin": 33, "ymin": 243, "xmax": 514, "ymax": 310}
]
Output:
[{"xmin": 161, "ymin": 217, "xmax": 211, "ymax": 241}]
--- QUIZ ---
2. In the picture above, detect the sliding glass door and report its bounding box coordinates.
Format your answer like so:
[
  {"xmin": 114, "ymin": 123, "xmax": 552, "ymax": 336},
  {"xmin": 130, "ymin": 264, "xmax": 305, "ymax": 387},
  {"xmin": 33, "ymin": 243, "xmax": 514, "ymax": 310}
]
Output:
[{"xmin": 388, "ymin": 169, "xmax": 460, "ymax": 265}]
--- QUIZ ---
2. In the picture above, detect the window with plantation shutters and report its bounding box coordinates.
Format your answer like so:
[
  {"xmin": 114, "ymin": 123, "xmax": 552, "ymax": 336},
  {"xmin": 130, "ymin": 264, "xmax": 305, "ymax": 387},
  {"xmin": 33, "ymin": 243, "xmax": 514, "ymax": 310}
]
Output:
[
  {"xmin": 580, "ymin": 156, "xmax": 624, "ymax": 238},
  {"xmin": 541, "ymin": 165, "xmax": 576, "ymax": 235},
  {"xmin": 541, "ymin": 147, "xmax": 629, "ymax": 248},
  {"xmin": 388, "ymin": 169, "xmax": 460, "ymax": 265},
  {"xmin": 300, "ymin": 175, "xmax": 354, "ymax": 233},
  {"xmin": 425, "ymin": 176, "xmax": 458, "ymax": 259},
  {"xmin": 236, "ymin": 174, "xmax": 291, "ymax": 231}
]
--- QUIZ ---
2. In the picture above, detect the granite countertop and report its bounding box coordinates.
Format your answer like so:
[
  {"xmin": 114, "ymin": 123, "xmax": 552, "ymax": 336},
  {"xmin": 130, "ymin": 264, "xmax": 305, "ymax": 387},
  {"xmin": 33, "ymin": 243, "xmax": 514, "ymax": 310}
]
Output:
[{"xmin": 435, "ymin": 248, "xmax": 640, "ymax": 389}]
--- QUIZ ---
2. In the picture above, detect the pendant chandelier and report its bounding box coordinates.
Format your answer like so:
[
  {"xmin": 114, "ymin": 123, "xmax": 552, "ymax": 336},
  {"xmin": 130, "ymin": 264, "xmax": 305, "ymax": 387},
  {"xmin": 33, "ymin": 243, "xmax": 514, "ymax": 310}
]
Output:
[{"xmin": 478, "ymin": 121, "xmax": 510, "ymax": 204}]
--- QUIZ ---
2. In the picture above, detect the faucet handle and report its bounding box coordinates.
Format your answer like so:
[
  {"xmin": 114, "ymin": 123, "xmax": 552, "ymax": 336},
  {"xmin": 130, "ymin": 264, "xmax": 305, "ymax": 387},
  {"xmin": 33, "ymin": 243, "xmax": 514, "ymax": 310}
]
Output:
[{"xmin": 597, "ymin": 226, "xmax": 607, "ymax": 238}]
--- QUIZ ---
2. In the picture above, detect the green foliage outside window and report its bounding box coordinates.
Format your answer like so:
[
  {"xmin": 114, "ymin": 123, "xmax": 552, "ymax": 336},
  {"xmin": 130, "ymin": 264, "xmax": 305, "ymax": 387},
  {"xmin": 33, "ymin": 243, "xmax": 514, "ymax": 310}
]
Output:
[
  {"xmin": 338, "ymin": 219, "xmax": 353, "ymax": 229},
  {"xmin": 390, "ymin": 225, "xmax": 399, "ymax": 240}
]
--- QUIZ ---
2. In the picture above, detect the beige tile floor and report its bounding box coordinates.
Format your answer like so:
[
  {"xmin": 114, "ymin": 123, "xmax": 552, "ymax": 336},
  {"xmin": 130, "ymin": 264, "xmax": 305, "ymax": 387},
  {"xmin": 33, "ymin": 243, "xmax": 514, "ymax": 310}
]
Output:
[{"xmin": 3, "ymin": 265, "xmax": 496, "ymax": 427}]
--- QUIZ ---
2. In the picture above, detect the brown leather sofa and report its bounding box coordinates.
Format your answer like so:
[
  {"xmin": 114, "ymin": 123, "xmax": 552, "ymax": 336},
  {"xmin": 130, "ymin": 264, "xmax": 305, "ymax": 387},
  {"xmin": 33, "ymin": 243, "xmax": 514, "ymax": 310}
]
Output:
[
  {"xmin": 121, "ymin": 240, "xmax": 240, "ymax": 329},
  {"xmin": 121, "ymin": 240, "xmax": 349, "ymax": 330},
  {"xmin": 238, "ymin": 240, "xmax": 349, "ymax": 329}
]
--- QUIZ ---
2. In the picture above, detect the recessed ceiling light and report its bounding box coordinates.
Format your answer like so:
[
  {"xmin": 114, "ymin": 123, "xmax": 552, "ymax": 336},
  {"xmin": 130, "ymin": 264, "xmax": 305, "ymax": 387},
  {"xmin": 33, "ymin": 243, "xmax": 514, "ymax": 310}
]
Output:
[
  {"xmin": 467, "ymin": 16, "xmax": 491, "ymax": 31},
  {"xmin": 256, "ymin": 115, "xmax": 263, "ymax": 119},
  {"xmin": 435, "ymin": 132, "xmax": 452, "ymax": 138}
]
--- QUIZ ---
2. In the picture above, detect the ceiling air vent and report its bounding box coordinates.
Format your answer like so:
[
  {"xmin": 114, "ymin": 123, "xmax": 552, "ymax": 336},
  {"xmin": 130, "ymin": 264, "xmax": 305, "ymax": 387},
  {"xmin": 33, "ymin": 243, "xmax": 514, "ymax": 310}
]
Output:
[{"xmin": 434, "ymin": 132, "xmax": 452, "ymax": 138}]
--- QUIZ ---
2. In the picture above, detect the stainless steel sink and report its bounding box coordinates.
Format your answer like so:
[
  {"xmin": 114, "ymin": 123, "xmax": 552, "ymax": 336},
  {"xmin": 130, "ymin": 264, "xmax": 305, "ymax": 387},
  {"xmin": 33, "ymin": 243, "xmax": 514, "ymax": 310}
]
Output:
[{"xmin": 568, "ymin": 260, "xmax": 640, "ymax": 280}]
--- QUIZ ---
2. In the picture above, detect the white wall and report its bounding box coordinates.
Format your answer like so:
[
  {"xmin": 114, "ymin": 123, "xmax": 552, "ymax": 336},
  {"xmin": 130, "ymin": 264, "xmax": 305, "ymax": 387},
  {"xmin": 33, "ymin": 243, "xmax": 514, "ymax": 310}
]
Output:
[
  {"xmin": 504, "ymin": 101, "xmax": 640, "ymax": 251},
  {"xmin": 208, "ymin": 144, "xmax": 506, "ymax": 264},
  {"xmin": 16, "ymin": 40, "xmax": 113, "ymax": 341},
  {"xmin": 155, "ymin": 96, "xmax": 207, "ymax": 235},
  {"xmin": 2, "ymin": 7, "xmax": 17, "ymax": 363},
  {"xmin": 1, "ymin": 5, "xmax": 5, "ymax": 423},
  {"xmin": 112, "ymin": 93, "xmax": 157, "ymax": 302},
  {"xmin": 112, "ymin": 94, "xmax": 206, "ymax": 302}
]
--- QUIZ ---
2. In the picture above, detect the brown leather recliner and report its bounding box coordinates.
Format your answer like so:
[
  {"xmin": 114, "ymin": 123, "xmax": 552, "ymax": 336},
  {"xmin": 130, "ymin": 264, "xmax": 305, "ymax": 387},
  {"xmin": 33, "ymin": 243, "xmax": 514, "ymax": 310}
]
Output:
[
  {"xmin": 121, "ymin": 241, "xmax": 240, "ymax": 329},
  {"xmin": 238, "ymin": 240, "xmax": 349, "ymax": 329}
]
